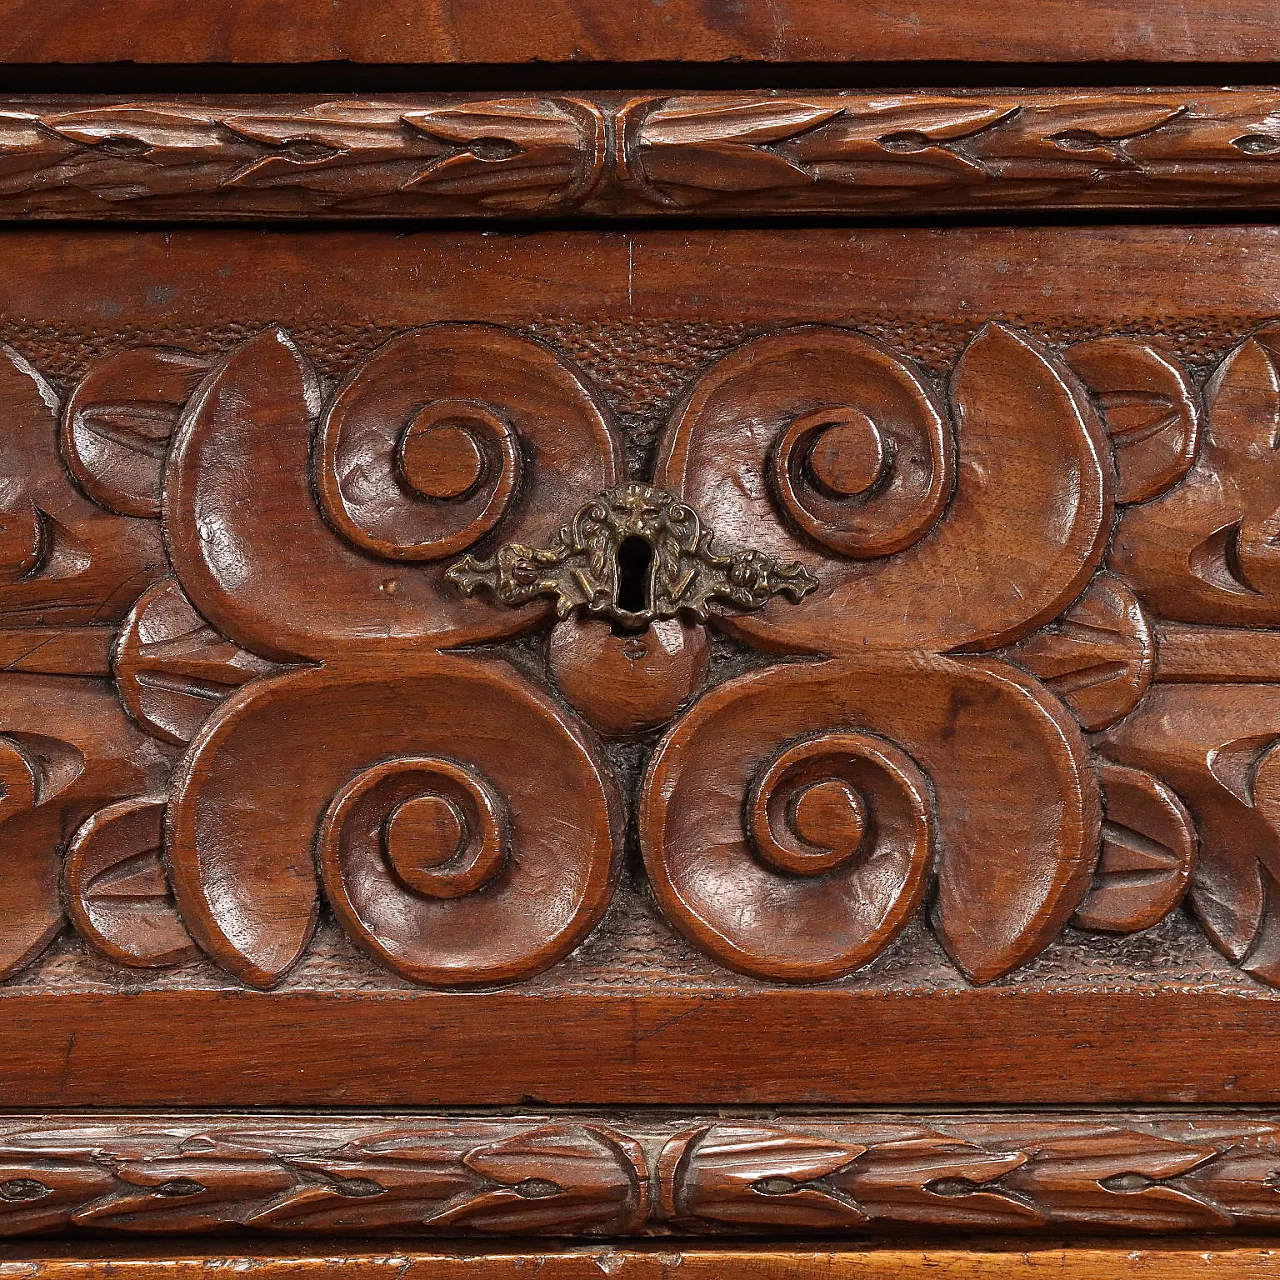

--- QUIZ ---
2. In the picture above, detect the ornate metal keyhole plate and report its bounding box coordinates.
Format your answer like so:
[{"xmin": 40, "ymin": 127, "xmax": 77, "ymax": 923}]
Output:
[{"xmin": 445, "ymin": 482, "xmax": 819, "ymax": 631}]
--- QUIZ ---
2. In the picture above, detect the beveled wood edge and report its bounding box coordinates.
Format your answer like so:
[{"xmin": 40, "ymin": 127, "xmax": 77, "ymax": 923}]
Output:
[
  {"xmin": 4, "ymin": 1240, "xmax": 1280, "ymax": 1279},
  {"xmin": 5, "ymin": 89, "xmax": 1280, "ymax": 220},
  {"xmin": 1, "ymin": 1110, "xmax": 1279, "ymax": 1238}
]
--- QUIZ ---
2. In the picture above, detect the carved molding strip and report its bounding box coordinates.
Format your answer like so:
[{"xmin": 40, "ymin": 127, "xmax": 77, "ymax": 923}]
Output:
[
  {"xmin": 5, "ymin": 91, "xmax": 1280, "ymax": 218},
  {"xmin": 3, "ymin": 1112, "xmax": 1280, "ymax": 1237}
]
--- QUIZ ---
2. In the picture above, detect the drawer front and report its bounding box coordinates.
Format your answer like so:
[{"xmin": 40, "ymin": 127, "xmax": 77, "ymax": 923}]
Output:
[{"xmin": 1, "ymin": 222, "xmax": 1279, "ymax": 1070}]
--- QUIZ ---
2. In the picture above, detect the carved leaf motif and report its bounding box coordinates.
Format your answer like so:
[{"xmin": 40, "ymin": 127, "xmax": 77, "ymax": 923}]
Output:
[
  {"xmin": 113, "ymin": 577, "xmax": 282, "ymax": 746},
  {"xmin": 434, "ymin": 1126, "xmax": 646, "ymax": 1233},
  {"xmin": 1072, "ymin": 763, "xmax": 1197, "ymax": 935},
  {"xmin": 0, "ymin": 1155, "xmax": 117, "ymax": 1234},
  {"xmin": 990, "ymin": 1125, "xmax": 1229, "ymax": 1231},
  {"xmin": 1112, "ymin": 323, "xmax": 1280, "ymax": 623},
  {"xmin": 72, "ymin": 1156, "xmax": 300, "ymax": 1231},
  {"xmin": 1064, "ymin": 337, "xmax": 1200, "ymax": 504},
  {"xmin": 167, "ymin": 655, "xmax": 620, "ymax": 988},
  {"xmin": 836, "ymin": 1137, "xmax": 1039, "ymax": 1229},
  {"xmin": 0, "ymin": 343, "xmax": 166, "ymax": 626},
  {"xmin": 219, "ymin": 105, "xmax": 454, "ymax": 196},
  {"xmin": 9, "ymin": 93, "xmax": 1280, "ymax": 217},
  {"xmin": 667, "ymin": 1125, "xmax": 868, "ymax": 1228},
  {"xmin": 402, "ymin": 99, "xmax": 599, "ymax": 210},
  {"xmin": 630, "ymin": 97, "xmax": 845, "ymax": 204},
  {"xmin": 245, "ymin": 1126, "xmax": 646, "ymax": 1234},
  {"xmin": 656, "ymin": 323, "xmax": 1113, "ymax": 656},
  {"xmin": 182, "ymin": 1125, "xmax": 486, "ymax": 1232},
  {"xmin": 782, "ymin": 99, "xmax": 1017, "ymax": 187},
  {"xmin": 0, "ymin": 1120, "xmax": 645, "ymax": 1237},
  {"xmin": 1005, "ymin": 573, "xmax": 1154, "ymax": 731},
  {"xmin": 1095, "ymin": 684, "xmax": 1280, "ymax": 980},
  {"xmin": 25, "ymin": 101, "xmax": 595, "ymax": 213},
  {"xmin": 976, "ymin": 99, "xmax": 1189, "ymax": 174},
  {"xmin": 641, "ymin": 654, "xmax": 1099, "ymax": 985},
  {"xmin": 33, "ymin": 105, "xmax": 245, "ymax": 205},
  {"xmin": 665, "ymin": 1121, "xmax": 1238, "ymax": 1232},
  {"xmin": 1177, "ymin": 1127, "xmax": 1280, "ymax": 1225},
  {"xmin": 627, "ymin": 96, "xmax": 1228, "ymax": 212},
  {"xmin": 12, "ymin": 1114, "xmax": 1280, "ymax": 1238},
  {"xmin": 164, "ymin": 326, "xmax": 620, "ymax": 663},
  {"xmin": 668, "ymin": 1124, "xmax": 1045, "ymax": 1231},
  {"xmin": 63, "ymin": 796, "xmax": 198, "ymax": 968},
  {"xmin": 0, "ymin": 678, "xmax": 176, "ymax": 979},
  {"xmin": 60, "ymin": 347, "xmax": 212, "ymax": 518}
]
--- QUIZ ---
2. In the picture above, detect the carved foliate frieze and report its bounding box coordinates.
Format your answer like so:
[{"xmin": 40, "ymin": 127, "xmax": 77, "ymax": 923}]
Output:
[
  {"xmin": 2, "ymin": 1112, "xmax": 1280, "ymax": 1238},
  {"xmin": 5, "ymin": 316, "xmax": 1280, "ymax": 992},
  {"xmin": 8, "ymin": 92, "xmax": 1280, "ymax": 219}
]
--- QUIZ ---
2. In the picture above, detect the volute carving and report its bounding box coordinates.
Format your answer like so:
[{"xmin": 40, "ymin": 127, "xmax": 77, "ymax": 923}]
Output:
[{"xmin": 3, "ymin": 317, "xmax": 1280, "ymax": 994}]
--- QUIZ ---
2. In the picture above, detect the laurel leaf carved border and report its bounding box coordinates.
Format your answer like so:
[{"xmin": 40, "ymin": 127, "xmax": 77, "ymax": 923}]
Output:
[
  {"xmin": 3, "ymin": 1112, "xmax": 1280, "ymax": 1238},
  {"xmin": 5, "ymin": 91, "xmax": 1280, "ymax": 218}
]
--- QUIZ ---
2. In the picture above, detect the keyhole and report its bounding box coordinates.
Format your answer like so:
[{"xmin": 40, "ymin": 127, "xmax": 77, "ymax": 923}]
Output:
[{"xmin": 615, "ymin": 535, "xmax": 653, "ymax": 615}]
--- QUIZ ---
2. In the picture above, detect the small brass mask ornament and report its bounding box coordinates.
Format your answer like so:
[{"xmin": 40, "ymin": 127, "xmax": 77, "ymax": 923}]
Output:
[{"xmin": 446, "ymin": 482, "xmax": 819, "ymax": 631}]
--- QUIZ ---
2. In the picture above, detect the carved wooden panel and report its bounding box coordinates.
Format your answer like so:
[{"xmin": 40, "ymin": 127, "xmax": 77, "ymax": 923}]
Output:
[
  {"xmin": 5, "ymin": 6, "xmax": 1280, "ymax": 1270},
  {"xmin": 2, "ymin": 240, "xmax": 1278, "ymax": 995},
  {"xmin": 5, "ymin": 223, "xmax": 1280, "ymax": 1116}
]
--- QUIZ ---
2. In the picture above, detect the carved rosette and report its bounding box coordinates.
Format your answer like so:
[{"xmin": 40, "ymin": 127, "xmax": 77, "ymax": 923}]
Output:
[{"xmin": 4, "ymin": 312, "xmax": 1280, "ymax": 993}]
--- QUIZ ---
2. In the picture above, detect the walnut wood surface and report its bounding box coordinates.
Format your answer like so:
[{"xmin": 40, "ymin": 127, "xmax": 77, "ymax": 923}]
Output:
[
  {"xmin": 7, "ymin": 1240, "xmax": 1280, "ymax": 1280},
  {"xmin": 7, "ymin": 91, "xmax": 1280, "ymax": 219},
  {"xmin": 2, "ymin": 1112, "xmax": 1280, "ymax": 1238},
  {"xmin": 4, "ymin": 223, "xmax": 1280, "ymax": 1114},
  {"xmin": 0, "ymin": 0, "xmax": 1275, "ymax": 63},
  {"xmin": 7, "ymin": 988, "xmax": 1280, "ymax": 1106}
]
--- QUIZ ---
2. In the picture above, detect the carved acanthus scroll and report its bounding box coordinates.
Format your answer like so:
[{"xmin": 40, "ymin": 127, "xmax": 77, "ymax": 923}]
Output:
[{"xmin": 4, "ymin": 314, "xmax": 1280, "ymax": 994}]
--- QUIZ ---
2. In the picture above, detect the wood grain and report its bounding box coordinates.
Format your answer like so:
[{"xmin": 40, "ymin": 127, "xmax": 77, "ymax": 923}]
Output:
[
  {"xmin": 5, "ymin": 92, "xmax": 1280, "ymax": 219},
  {"xmin": 3, "ymin": 989, "xmax": 1280, "ymax": 1106},
  {"xmin": 0, "ymin": 225, "xmax": 1273, "ymax": 331},
  {"xmin": 4, "ymin": 1240, "xmax": 1280, "ymax": 1279},
  {"xmin": 0, "ymin": 0, "xmax": 1274, "ymax": 63}
]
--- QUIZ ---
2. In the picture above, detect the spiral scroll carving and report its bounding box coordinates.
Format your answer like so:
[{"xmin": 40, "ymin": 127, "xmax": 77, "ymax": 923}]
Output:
[
  {"xmin": 164, "ymin": 324, "xmax": 621, "ymax": 663},
  {"xmin": 769, "ymin": 396, "xmax": 951, "ymax": 559},
  {"xmin": 641, "ymin": 670, "xmax": 944, "ymax": 983},
  {"xmin": 642, "ymin": 656, "xmax": 1098, "ymax": 985},
  {"xmin": 320, "ymin": 373, "xmax": 523, "ymax": 561},
  {"xmin": 663, "ymin": 328, "xmax": 953, "ymax": 568},
  {"xmin": 318, "ymin": 753, "xmax": 545, "ymax": 983},
  {"xmin": 165, "ymin": 658, "xmax": 621, "ymax": 988},
  {"xmin": 747, "ymin": 733, "xmax": 933, "ymax": 881},
  {"xmin": 321, "ymin": 757, "xmax": 507, "ymax": 903},
  {"xmin": 11, "ymin": 311, "xmax": 1280, "ymax": 1000},
  {"xmin": 316, "ymin": 325, "xmax": 618, "ymax": 568}
]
